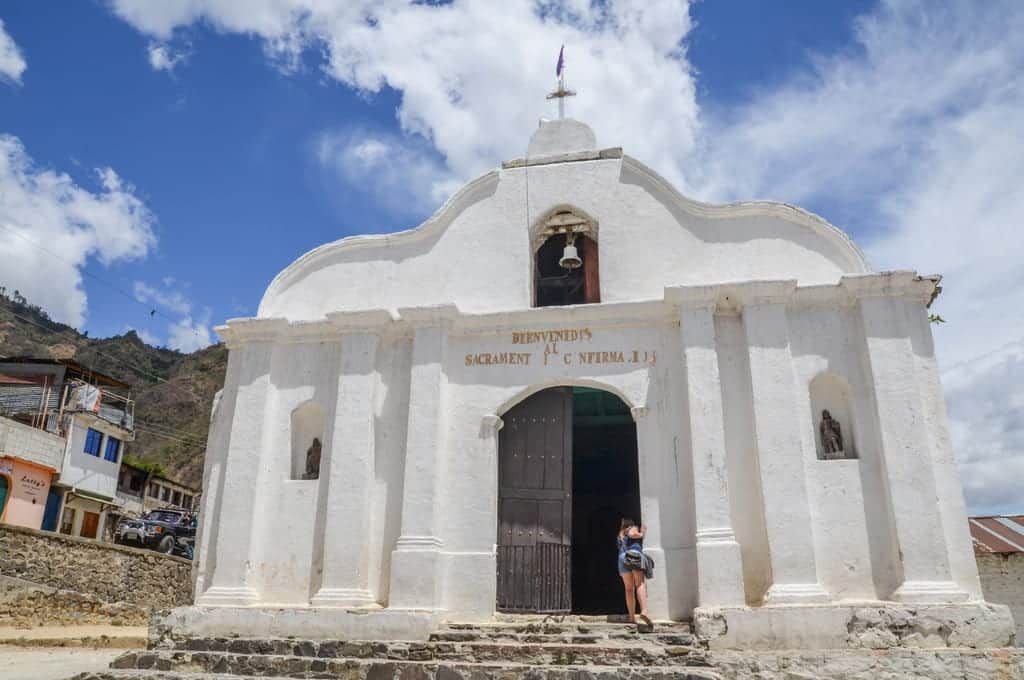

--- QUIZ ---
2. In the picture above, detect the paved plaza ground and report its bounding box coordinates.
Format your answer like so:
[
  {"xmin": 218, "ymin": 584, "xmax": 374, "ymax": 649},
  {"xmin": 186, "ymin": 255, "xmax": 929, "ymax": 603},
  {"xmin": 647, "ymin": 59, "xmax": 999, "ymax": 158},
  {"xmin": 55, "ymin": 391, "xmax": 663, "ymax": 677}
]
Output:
[{"xmin": 0, "ymin": 625, "xmax": 147, "ymax": 680}]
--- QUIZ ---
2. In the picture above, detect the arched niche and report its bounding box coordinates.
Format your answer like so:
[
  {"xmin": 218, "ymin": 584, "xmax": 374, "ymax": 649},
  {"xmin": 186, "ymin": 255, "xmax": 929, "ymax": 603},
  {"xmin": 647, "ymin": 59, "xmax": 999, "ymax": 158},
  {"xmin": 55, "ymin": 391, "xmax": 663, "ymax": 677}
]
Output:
[
  {"xmin": 809, "ymin": 373, "xmax": 857, "ymax": 460},
  {"xmin": 532, "ymin": 207, "xmax": 600, "ymax": 307},
  {"xmin": 291, "ymin": 401, "xmax": 324, "ymax": 480}
]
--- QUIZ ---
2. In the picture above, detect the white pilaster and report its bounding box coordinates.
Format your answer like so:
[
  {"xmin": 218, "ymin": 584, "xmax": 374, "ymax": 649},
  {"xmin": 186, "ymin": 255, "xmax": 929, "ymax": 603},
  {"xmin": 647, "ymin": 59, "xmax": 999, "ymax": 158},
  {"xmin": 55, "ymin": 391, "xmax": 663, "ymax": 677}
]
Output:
[
  {"xmin": 388, "ymin": 305, "xmax": 456, "ymax": 610},
  {"xmin": 671, "ymin": 286, "xmax": 745, "ymax": 607},
  {"xmin": 198, "ymin": 319, "xmax": 286, "ymax": 606},
  {"xmin": 739, "ymin": 282, "xmax": 828, "ymax": 604},
  {"xmin": 312, "ymin": 312, "xmax": 389, "ymax": 607},
  {"xmin": 846, "ymin": 275, "xmax": 967, "ymax": 603}
]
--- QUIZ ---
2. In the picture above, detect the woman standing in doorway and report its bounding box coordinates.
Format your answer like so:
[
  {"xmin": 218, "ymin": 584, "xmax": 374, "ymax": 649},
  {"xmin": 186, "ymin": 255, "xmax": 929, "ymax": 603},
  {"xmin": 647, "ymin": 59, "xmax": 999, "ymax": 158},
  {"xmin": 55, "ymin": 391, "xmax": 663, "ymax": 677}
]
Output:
[{"xmin": 617, "ymin": 518, "xmax": 652, "ymax": 626}]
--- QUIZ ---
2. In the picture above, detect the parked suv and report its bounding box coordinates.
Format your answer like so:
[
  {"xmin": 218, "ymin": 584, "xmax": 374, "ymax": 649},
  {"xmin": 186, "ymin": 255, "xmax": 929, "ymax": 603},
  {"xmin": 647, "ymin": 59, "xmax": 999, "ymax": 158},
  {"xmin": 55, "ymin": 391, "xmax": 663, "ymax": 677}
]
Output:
[{"xmin": 125, "ymin": 508, "xmax": 197, "ymax": 559}]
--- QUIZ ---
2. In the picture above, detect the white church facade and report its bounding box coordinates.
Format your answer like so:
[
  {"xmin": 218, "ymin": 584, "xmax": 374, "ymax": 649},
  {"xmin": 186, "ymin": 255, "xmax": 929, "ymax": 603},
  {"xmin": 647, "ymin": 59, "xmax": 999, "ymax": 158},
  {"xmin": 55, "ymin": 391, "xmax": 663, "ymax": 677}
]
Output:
[{"xmin": 183, "ymin": 118, "xmax": 1014, "ymax": 648}]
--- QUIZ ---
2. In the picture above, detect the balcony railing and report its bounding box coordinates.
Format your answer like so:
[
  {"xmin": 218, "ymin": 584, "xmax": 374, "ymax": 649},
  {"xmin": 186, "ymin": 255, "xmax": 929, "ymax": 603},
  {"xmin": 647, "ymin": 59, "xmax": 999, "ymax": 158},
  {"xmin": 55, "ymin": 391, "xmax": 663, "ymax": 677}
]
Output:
[{"xmin": 0, "ymin": 379, "xmax": 134, "ymax": 436}]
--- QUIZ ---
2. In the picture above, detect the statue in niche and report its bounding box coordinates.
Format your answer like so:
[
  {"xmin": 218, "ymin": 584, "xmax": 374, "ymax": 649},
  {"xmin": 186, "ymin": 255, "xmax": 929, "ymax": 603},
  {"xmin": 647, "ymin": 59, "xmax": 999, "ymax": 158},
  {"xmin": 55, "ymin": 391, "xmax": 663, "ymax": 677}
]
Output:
[
  {"xmin": 819, "ymin": 410, "xmax": 845, "ymax": 459},
  {"xmin": 303, "ymin": 438, "xmax": 322, "ymax": 480}
]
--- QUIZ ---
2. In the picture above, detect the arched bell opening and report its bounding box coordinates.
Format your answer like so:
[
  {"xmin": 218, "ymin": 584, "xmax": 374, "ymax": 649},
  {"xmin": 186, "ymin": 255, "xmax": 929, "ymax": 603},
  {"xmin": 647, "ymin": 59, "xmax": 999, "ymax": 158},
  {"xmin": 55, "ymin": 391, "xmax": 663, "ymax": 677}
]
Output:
[
  {"xmin": 532, "ymin": 209, "xmax": 600, "ymax": 307},
  {"xmin": 496, "ymin": 386, "xmax": 639, "ymax": 614}
]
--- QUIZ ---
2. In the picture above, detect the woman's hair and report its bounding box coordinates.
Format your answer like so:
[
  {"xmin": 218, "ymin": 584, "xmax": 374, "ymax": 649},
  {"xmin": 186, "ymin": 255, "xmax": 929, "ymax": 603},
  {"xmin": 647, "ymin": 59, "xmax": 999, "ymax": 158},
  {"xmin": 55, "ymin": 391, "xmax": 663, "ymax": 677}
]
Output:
[{"xmin": 620, "ymin": 518, "xmax": 635, "ymax": 532}]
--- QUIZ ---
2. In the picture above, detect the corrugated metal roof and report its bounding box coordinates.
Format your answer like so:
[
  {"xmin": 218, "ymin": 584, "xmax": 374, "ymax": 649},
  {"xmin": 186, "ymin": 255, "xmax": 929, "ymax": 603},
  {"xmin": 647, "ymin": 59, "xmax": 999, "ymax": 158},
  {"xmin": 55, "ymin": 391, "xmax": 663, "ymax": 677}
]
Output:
[
  {"xmin": 0, "ymin": 373, "xmax": 46, "ymax": 385},
  {"xmin": 969, "ymin": 516, "xmax": 1024, "ymax": 554},
  {"xmin": 0, "ymin": 358, "xmax": 131, "ymax": 389}
]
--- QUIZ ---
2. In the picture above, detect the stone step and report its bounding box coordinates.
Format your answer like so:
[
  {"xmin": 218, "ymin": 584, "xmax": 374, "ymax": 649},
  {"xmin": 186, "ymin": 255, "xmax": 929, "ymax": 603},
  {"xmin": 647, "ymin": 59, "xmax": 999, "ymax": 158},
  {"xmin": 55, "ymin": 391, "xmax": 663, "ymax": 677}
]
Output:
[
  {"xmin": 430, "ymin": 628, "xmax": 694, "ymax": 646},
  {"xmin": 78, "ymin": 657, "xmax": 722, "ymax": 679},
  {"xmin": 446, "ymin": 621, "xmax": 692, "ymax": 633},
  {"xmin": 113, "ymin": 642, "xmax": 710, "ymax": 672},
  {"xmin": 165, "ymin": 628, "xmax": 697, "ymax": 654}
]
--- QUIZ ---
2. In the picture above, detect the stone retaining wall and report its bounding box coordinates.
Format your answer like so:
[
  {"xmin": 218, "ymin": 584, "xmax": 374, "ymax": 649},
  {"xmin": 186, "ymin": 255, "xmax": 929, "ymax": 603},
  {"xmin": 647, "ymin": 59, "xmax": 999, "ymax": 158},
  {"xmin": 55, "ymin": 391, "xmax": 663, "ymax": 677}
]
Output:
[
  {"xmin": 0, "ymin": 523, "xmax": 192, "ymax": 609},
  {"xmin": 0, "ymin": 576, "xmax": 148, "ymax": 627},
  {"xmin": 978, "ymin": 552, "xmax": 1024, "ymax": 647}
]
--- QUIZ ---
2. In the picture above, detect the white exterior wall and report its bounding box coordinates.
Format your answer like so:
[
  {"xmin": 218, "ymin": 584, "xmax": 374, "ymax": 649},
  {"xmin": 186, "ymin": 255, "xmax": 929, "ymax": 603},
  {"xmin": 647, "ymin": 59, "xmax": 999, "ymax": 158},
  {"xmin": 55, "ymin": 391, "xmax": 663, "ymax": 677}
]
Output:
[
  {"xmin": 789, "ymin": 303, "xmax": 897, "ymax": 601},
  {"xmin": 195, "ymin": 273, "xmax": 984, "ymax": 619},
  {"xmin": 61, "ymin": 415, "xmax": 126, "ymax": 500},
  {"xmin": 258, "ymin": 148, "xmax": 867, "ymax": 322},
  {"xmin": 187, "ymin": 120, "xmax": 998, "ymax": 642}
]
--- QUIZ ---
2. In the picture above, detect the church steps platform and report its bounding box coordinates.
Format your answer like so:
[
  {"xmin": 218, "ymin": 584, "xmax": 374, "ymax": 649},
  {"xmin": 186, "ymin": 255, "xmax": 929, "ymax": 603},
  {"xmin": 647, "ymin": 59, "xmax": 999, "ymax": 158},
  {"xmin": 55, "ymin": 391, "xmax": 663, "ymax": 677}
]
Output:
[
  {"xmin": 81, "ymin": 651, "xmax": 721, "ymax": 679},
  {"xmin": 69, "ymin": 648, "xmax": 1024, "ymax": 680},
  {"xmin": 112, "ymin": 638, "xmax": 709, "ymax": 670}
]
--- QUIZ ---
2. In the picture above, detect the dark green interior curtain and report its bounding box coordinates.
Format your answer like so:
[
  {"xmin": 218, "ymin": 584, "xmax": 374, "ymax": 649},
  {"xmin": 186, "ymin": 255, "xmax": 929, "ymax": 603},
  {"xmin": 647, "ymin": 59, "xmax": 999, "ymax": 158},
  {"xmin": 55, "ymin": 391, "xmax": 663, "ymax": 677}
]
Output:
[{"xmin": 0, "ymin": 476, "xmax": 9, "ymax": 521}]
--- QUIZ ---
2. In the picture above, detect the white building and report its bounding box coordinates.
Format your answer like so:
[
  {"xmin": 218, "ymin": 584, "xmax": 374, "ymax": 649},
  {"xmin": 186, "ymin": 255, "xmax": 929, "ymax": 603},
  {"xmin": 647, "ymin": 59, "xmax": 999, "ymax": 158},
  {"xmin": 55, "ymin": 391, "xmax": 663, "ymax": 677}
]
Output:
[
  {"xmin": 184, "ymin": 117, "xmax": 1014, "ymax": 648},
  {"xmin": 0, "ymin": 359, "xmax": 134, "ymax": 539}
]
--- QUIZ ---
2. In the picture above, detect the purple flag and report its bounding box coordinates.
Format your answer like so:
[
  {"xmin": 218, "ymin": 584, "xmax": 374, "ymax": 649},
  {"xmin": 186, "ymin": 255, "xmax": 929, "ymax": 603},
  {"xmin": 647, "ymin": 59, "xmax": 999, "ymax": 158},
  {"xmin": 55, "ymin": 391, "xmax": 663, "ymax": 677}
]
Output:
[{"xmin": 556, "ymin": 45, "xmax": 564, "ymax": 78}]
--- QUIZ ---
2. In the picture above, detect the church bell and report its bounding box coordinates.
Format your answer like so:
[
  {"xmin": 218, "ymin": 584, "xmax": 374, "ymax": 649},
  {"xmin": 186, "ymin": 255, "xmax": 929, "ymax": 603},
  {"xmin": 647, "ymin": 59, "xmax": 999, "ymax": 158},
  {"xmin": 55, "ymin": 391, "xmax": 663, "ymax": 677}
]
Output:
[{"xmin": 559, "ymin": 232, "xmax": 583, "ymax": 269}]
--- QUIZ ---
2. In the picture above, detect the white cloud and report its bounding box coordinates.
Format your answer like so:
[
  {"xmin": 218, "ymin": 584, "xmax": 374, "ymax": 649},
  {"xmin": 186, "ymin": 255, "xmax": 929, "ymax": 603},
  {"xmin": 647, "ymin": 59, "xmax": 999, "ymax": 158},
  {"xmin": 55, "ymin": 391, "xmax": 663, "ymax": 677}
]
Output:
[
  {"xmin": 147, "ymin": 41, "xmax": 190, "ymax": 73},
  {"xmin": 107, "ymin": 0, "xmax": 1024, "ymax": 512},
  {"xmin": 136, "ymin": 328, "xmax": 161, "ymax": 346},
  {"xmin": 0, "ymin": 18, "xmax": 27, "ymax": 85},
  {"xmin": 943, "ymin": 341, "xmax": 1024, "ymax": 515},
  {"xmin": 125, "ymin": 325, "xmax": 162, "ymax": 347},
  {"xmin": 133, "ymin": 280, "xmax": 192, "ymax": 316},
  {"xmin": 0, "ymin": 135, "xmax": 156, "ymax": 327},
  {"xmin": 132, "ymin": 279, "xmax": 214, "ymax": 352},
  {"xmin": 687, "ymin": 0, "xmax": 1024, "ymax": 514},
  {"xmin": 107, "ymin": 0, "xmax": 701, "ymax": 191},
  {"xmin": 314, "ymin": 128, "xmax": 458, "ymax": 216},
  {"xmin": 168, "ymin": 314, "xmax": 213, "ymax": 353}
]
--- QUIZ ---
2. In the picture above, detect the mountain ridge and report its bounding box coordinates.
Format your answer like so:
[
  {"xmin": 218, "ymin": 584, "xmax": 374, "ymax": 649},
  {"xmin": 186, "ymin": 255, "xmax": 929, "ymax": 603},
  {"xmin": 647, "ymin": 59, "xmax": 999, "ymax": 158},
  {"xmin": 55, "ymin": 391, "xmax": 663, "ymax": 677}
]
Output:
[{"xmin": 0, "ymin": 289, "xmax": 225, "ymax": 488}]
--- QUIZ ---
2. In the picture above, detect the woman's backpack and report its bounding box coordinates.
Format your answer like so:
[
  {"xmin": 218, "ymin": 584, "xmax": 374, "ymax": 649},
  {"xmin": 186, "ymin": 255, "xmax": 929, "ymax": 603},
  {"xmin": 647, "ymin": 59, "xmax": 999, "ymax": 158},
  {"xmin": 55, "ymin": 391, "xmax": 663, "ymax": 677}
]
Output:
[{"xmin": 623, "ymin": 549, "xmax": 644, "ymax": 570}]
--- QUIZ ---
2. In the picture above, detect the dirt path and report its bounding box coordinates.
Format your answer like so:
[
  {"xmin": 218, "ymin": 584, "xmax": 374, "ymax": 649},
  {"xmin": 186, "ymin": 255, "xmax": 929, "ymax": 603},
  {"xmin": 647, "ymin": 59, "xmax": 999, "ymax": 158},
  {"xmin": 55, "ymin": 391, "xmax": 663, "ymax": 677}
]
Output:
[{"xmin": 0, "ymin": 646, "xmax": 124, "ymax": 680}]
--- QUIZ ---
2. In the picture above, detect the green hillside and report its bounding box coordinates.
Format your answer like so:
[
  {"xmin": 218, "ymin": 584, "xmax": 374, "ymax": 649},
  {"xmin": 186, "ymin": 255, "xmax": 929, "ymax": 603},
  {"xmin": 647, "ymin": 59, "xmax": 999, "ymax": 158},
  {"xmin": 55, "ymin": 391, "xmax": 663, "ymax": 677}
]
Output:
[{"xmin": 0, "ymin": 289, "xmax": 226, "ymax": 487}]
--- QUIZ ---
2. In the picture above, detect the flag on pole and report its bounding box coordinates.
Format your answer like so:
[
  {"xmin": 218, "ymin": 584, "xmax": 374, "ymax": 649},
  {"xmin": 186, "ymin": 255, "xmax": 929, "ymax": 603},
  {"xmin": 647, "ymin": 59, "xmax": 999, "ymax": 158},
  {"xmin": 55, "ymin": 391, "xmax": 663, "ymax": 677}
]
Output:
[{"xmin": 556, "ymin": 45, "xmax": 565, "ymax": 78}]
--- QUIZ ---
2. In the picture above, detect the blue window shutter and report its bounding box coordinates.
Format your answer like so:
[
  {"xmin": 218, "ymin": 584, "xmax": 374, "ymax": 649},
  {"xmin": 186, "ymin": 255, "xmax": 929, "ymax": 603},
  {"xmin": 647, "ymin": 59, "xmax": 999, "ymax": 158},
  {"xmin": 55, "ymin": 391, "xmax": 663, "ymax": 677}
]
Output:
[
  {"xmin": 104, "ymin": 437, "xmax": 120, "ymax": 462},
  {"xmin": 84, "ymin": 428, "xmax": 102, "ymax": 456}
]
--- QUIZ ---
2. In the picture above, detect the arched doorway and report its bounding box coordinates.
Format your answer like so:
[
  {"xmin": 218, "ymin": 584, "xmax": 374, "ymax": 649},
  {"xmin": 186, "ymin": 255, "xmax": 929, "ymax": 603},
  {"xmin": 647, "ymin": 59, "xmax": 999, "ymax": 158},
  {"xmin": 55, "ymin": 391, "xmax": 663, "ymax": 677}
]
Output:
[{"xmin": 496, "ymin": 386, "xmax": 640, "ymax": 614}]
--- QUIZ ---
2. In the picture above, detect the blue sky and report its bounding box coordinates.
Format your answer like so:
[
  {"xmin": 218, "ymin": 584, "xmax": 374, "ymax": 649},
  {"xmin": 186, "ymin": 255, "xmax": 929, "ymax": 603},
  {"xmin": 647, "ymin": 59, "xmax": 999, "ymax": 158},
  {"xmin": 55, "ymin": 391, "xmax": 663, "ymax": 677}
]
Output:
[{"xmin": 0, "ymin": 0, "xmax": 1021, "ymax": 514}]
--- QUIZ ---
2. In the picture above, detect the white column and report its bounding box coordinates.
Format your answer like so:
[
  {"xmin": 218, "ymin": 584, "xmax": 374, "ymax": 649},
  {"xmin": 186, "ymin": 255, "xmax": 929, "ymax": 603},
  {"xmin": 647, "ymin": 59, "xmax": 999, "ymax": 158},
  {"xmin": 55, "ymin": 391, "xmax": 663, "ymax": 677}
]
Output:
[
  {"xmin": 740, "ymin": 282, "xmax": 828, "ymax": 604},
  {"xmin": 481, "ymin": 413, "xmax": 504, "ymax": 514},
  {"xmin": 904, "ymin": 288, "xmax": 982, "ymax": 600},
  {"xmin": 848, "ymin": 276, "xmax": 966, "ymax": 602},
  {"xmin": 673, "ymin": 287, "xmax": 745, "ymax": 607},
  {"xmin": 312, "ymin": 313, "xmax": 389, "ymax": 607},
  {"xmin": 194, "ymin": 386, "xmax": 230, "ymax": 597},
  {"xmin": 198, "ymin": 320, "xmax": 286, "ymax": 605},
  {"xmin": 388, "ymin": 306, "xmax": 455, "ymax": 610}
]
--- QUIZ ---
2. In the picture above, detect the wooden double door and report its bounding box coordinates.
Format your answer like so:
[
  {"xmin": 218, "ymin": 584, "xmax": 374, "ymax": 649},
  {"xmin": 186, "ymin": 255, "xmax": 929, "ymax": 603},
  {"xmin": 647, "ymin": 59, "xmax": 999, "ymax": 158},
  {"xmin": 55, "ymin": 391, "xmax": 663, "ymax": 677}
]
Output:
[{"xmin": 496, "ymin": 388, "xmax": 573, "ymax": 613}]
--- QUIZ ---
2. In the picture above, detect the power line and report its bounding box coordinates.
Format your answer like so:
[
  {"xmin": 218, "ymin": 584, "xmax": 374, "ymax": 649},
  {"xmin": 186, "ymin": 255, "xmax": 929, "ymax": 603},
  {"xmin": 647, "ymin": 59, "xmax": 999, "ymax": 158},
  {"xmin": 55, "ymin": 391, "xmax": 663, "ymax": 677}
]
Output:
[
  {"xmin": 8, "ymin": 307, "xmax": 224, "ymax": 458},
  {"xmin": 7, "ymin": 308, "xmax": 220, "ymax": 451},
  {"xmin": 0, "ymin": 222, "xmax": 203, "ymax": 337},
  {"xmin": 134, "ymin": 425, "xmax": 206, "ymax": 448},
  {"xmin": 134, "ymin": 420, "xmax": 208, "ymax": 445},
  {"xmin": 9, "ymin": 311, "xmax": 168, "ymax": 384}
]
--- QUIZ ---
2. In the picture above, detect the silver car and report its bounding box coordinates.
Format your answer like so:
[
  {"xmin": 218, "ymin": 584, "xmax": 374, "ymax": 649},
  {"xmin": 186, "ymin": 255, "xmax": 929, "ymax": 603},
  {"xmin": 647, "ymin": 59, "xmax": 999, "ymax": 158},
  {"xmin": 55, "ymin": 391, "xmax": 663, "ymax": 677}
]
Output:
[{"xmin": 115, "ymin": 518, "xmax": 145, "ymax": 546}]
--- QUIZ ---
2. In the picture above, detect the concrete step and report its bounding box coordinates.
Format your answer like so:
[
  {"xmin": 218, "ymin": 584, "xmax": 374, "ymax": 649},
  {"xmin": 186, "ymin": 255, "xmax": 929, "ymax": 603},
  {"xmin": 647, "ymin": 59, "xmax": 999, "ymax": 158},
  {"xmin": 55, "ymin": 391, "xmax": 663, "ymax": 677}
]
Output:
[
  {"xmin": 76, "ymin": 657, "xmax": 723, "ymax": 679},
  {"xmin": 110, "ymin": 642, "xmax": 711, "ymax": 672}
]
